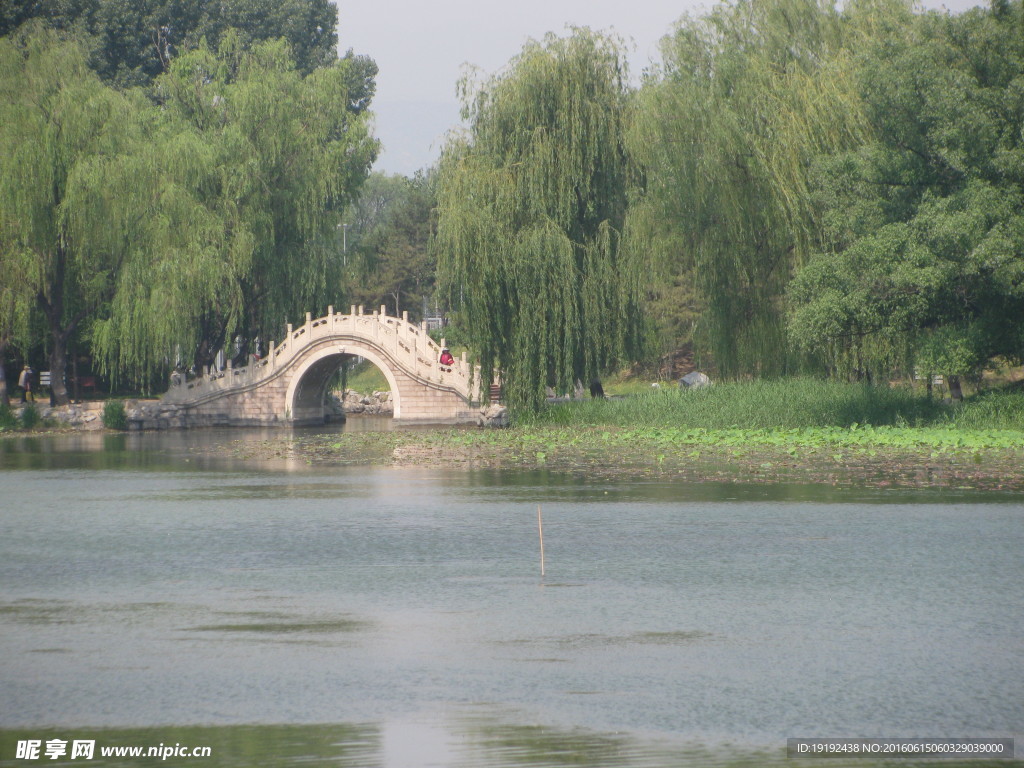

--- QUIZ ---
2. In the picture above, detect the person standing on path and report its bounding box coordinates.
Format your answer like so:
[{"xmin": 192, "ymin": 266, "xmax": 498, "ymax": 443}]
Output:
[{"xmin": 18, "ymin": 364, "xmax": 34, "ymax": 403}]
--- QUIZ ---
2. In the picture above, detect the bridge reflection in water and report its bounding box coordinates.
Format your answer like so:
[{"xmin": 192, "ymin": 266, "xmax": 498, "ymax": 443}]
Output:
[{"xmin": 163, "ymin": 306, "xmax": 482, "ymax": 426}]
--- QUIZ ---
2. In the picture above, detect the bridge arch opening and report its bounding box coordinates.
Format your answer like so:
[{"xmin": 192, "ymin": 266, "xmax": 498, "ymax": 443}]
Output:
[{"xmin": 285, "ymin": 345, "xmax": 403, "ymax": 425}]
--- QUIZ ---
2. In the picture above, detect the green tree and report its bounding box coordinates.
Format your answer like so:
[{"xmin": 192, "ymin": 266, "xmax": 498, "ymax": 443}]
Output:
[
  {"xmin": 91, "ymin": 33, "xmax": 379, "ymax": 384},
  {"xmin": 628, "ymin": 0, "xmax": 866, "ymax": 376},
  {"xmin": 346, "ymin": 172, "xmax": 436, "ymax": 319},
  {"xmin": 788, "ymin": 0, "xmax": 1024, "ymax": 395},
  {"xmin": 434, "ymin": 29, "xmax": 644, "ymax": 412},
  {"xmin": 0, "ymin": 26, "xmax": 154, "ymax": 404},
  {"xmin": 0, "ymin": 0, "xmax": 358, "ymax": 87}
]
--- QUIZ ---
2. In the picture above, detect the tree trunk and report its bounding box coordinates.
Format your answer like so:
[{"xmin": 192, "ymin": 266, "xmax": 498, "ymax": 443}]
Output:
[
  {"xmin": 947, "ymin": 374, "xmax": 963, "ymax": 401},
  {"xmin": 40, "ymin": 304, "xmax": 75, "ymax": 406},
  {"xmin": 39, "ymin": 304, "xmax": 75, "ymax": 406},
  {"xmin": 48, "ymin": 332, "xmax": 71, "ymax": 406},
  {"xmin": 38, "ymin": 243, "xmax": 74, "ymax": 406},
  {"xmin": 0, "ymin": 351, "xmax": 8, "ymax": 407}
]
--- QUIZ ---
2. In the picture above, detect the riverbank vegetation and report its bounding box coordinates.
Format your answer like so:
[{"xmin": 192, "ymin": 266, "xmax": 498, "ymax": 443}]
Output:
[
  {"xmin": 523, "ymin": 379, "xmax": 1024, "ymax": 431},
  {"xmin": 234, "ymin": 419, "xmax": 1024, "ymax": 491},
  {"xmin": 220, "ymin": 379, "xmax": 1024, "ymax": 491}
]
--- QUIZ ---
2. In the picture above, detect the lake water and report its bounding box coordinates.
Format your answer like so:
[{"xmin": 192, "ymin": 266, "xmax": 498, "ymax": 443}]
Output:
[{"xmin": 1, "ymin": 424, "xmax": 1021, "ymax": 767}]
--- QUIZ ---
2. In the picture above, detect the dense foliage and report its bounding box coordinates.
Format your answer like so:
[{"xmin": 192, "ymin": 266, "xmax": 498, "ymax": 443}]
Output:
[
  {"xmin": 433, "ymin": 0, "xmax": 1021, "ymax": 408},
  {"xmin": 788, "ymin": 0, "xmax": 1024, "ymax": 392},
  {"xmin": 0, "ymin": 27, "xmax": 152, "ymax": 403},
  {"xmin": 344, "ymin": 172, "xmax": 437, "ymax": 320},
  {"xmin": 628, "ymin": 0, "xmax": 1023, "ymax": 389},
  {"xmin": 0, "ymin": 0, "xmax": 352, "ymax": 86},
  {"xmin": 0, "ymin": 15, "xmax": 376, "ymax": 402},
  {"xmin": 628, "ymin": 0, "xmax": 866, "ymax": 376},
  {"xmin": 93, "ymin": 33, "xmax": 378, "ymax": 385},
  {"xmin": 435, "ymin": 29, "xmax": 645, "ymax": 412}
]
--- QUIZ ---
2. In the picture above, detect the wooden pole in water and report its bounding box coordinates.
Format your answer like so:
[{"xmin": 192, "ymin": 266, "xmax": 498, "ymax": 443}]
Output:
[{"xmin": 537, "ymin": 504, "xmax": 545, "ymax": 577}]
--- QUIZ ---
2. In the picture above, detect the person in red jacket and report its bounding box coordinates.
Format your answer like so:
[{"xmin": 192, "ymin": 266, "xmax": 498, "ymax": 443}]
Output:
[{"xmin": 439, "ymin": 348, "xmax": 454, "ymax": 368}]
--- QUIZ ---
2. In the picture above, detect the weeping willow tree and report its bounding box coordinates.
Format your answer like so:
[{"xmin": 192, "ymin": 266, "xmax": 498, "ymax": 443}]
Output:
[
  {"xmin": 0, "ymin": 25, "xmax": 156, "ymax": 404},
  {"xmin": 0, "ymin": 241, "xmax": 34, "ymax": 406},
  {"xmin": 627, "ymin": 0, "xmax": 869, "ymax": 377},
  {"xmin": 434, "ymin": 29, "xmax": 645, "ymax": 412},
  {"xmin": 91, "ymin": 32, "xmax": 379, "ymax": 386}
]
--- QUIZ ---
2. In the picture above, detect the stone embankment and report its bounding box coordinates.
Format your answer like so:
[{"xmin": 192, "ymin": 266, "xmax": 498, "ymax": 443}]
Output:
[
  {"xmin": 9, "ymin": 401, "xmax": 107, "ymax": 429},
  {"xmin": 8, "ymin": 400, "xmax": 181, "ymax": 430},
  {"xmin": 9, "ymin": 395, "xmax": 509, "ymax": 430}
]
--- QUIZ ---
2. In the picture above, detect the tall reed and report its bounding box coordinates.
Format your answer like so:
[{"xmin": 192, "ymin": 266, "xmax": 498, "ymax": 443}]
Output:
[{"xmin": 522, "ymin": 378, "xmax": 954, "ymax": 429}]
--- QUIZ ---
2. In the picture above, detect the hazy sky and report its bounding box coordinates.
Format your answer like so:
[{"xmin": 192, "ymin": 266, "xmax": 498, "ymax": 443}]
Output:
[{"xmin": 332, "ymin": 0, "xmax": 985, "ymax": 177}]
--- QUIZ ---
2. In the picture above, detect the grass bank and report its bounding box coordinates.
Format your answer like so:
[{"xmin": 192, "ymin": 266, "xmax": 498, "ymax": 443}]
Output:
[{"xmin": 522, "ymin": 378, "xmax": 1024, "ymax": 431}]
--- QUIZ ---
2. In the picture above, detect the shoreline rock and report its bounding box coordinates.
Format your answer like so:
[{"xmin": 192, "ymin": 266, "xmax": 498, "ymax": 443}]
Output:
[{"xmin": 331, "ymin": 389, "xmax": 393, "ymax": 416}]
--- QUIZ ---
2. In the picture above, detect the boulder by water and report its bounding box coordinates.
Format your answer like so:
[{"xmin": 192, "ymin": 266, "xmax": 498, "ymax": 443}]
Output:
[{"xmin": 679, "ymin": 371, "xmax": 712, "ymax": 389}]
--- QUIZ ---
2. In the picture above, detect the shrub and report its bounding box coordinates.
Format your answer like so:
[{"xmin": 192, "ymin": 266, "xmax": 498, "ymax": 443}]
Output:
[
  {"xmin": 0, "ymin": 402, "xmax": 17, "ymax": 430},
  {"xmin": 948, "ymin": 389, "xmax": 1024, "ymax": 430},
  {"xmin": 102, "ymin": 399, "xmax": 128, "ymax": 430},
  {"xmin": 20, "ymin": 404, "xmax": 40, "ymax": 429}
]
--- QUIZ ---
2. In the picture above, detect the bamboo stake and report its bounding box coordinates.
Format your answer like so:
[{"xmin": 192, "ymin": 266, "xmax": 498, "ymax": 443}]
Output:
[{"xmin": 537, "ymin": 504, "xmax": 545, "ymax": 577}]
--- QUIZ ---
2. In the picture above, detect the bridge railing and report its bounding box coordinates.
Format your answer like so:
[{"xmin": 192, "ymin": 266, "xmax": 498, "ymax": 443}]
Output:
[{"xmin": 164, "ymin": 306, "xmax": 479, "ymax": 404}]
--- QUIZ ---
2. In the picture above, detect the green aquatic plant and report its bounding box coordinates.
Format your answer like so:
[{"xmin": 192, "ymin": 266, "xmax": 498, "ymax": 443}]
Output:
[{"xmin": 102, "ymin": 399, "xmax": 127, "ymax": 430}]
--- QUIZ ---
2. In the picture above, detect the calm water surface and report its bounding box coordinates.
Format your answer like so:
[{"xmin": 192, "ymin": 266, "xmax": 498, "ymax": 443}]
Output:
[{"xmin": 1, "ymin": 424, "xmax": 1021, "ymax": 767}]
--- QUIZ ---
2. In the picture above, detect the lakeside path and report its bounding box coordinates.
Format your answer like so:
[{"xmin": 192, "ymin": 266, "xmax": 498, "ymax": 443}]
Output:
[{"xmin": 229, "ymin": 425, "xmax": 1024, "ymax": 492}]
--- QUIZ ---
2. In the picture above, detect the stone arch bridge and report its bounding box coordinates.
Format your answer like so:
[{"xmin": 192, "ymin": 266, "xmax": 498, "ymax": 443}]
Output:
[{"xmin": 162, "ymin": 306, "xmax": 481, "ymax": 426}]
